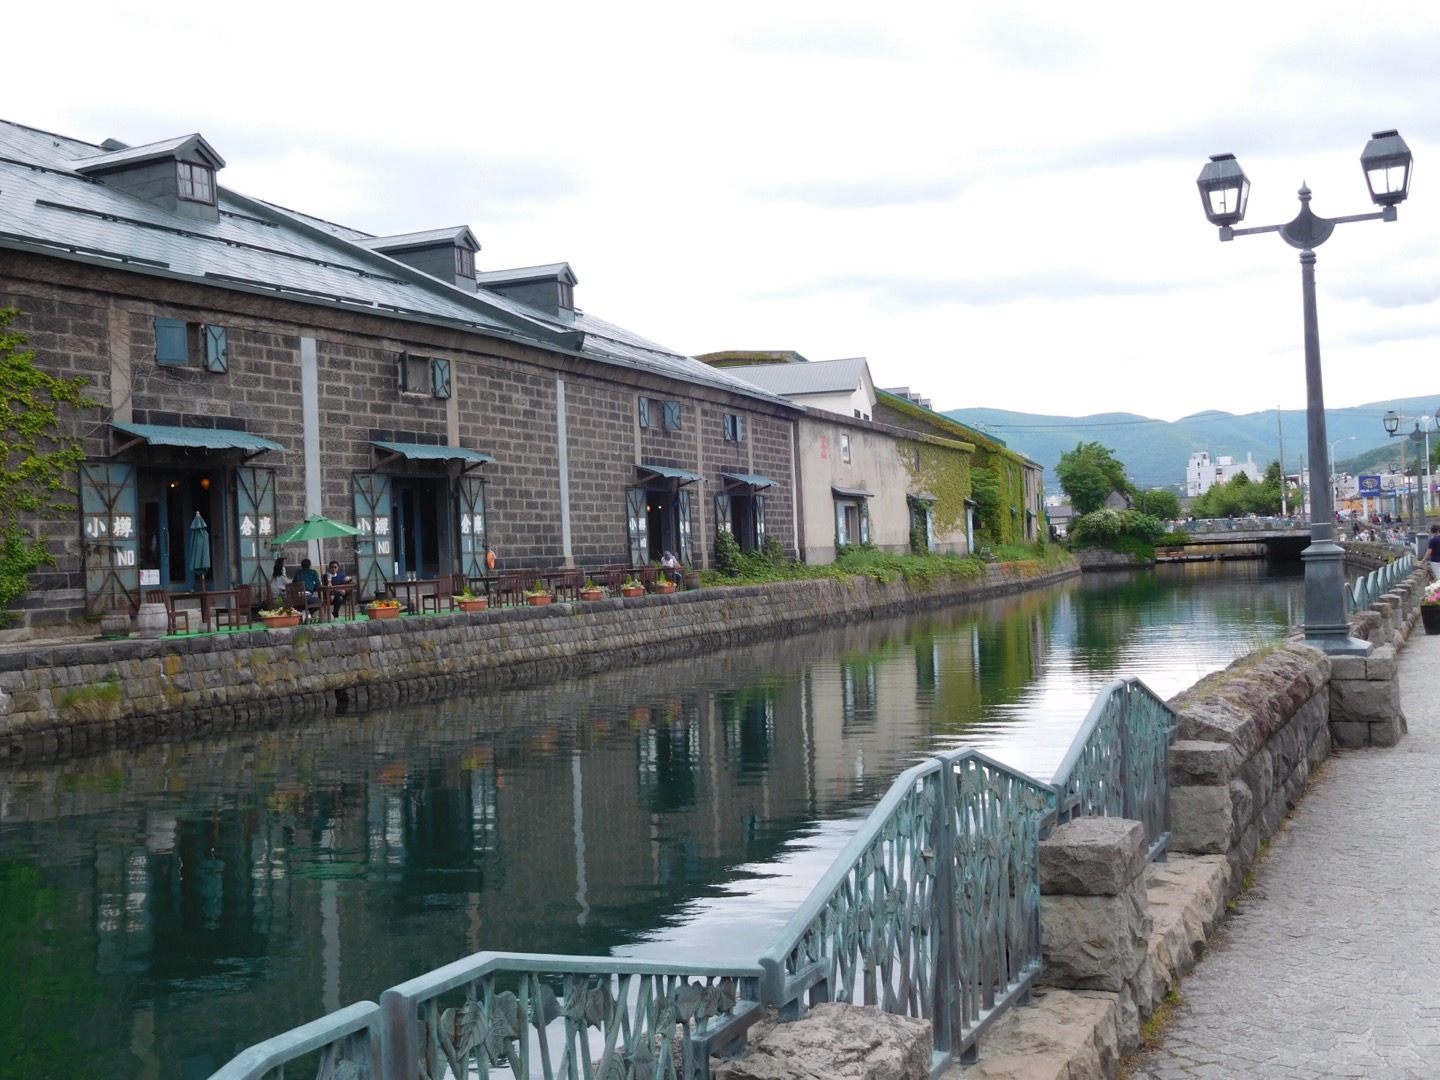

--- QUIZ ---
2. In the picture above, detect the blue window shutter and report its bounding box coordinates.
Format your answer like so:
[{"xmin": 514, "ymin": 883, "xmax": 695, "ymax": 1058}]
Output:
[
  {"xmin": 397, "ymin": 350, "xmax": 410, "ymax": 392},
  {"xmin": 431, "ymin": 357, "xmax": 452, "ymax": 399},
  {"xmin": 203, "ymin": 325, "xmax": 228, "ymax": 373},
  {"xmin": 663, "ymin": 400, "xmax": 682, "ymax": 431},
  {"xmin": 155, "ymin": 318, "xmax": 188, "ymax": 366},
  {"xmin": 638, "ymin": 397, "xmax": 650, "ymax": 428}
]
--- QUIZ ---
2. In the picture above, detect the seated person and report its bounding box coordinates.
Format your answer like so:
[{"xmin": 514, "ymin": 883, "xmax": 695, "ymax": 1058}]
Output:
[
  {"xmin": 294, "ymin": 558, "xmax": 322, "ymax": 606},
  {"xmin": 323, "ymin": 560, "xmax": 352, "ymax": 617},
  {"xmin": 269, "ymin": 556, "xmax": 291, "ymax": 600}
]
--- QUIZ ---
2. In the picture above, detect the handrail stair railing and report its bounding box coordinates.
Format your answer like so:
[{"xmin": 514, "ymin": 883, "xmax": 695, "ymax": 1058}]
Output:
[{"xmin": 207, "ymin": 680, "xmax": 1179, "ymax": 1080}]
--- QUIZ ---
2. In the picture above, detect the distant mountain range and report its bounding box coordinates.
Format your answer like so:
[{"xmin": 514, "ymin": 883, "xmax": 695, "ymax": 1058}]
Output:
[{"xmin": 945, "ymin": 396, "xmax": 1440, "ymax": 492}]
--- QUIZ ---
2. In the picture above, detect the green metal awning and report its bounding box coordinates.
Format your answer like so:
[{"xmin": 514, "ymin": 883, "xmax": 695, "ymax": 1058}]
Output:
[
  {"xmin": 111, "ymin": 422, "xmax": 283, "ymax": 460},
  {"xmin": 373, "ymin": 440, "xmax": 496, "ymax": 473},
  {"xmin": 721, "ymin": 472, "xmax": 779, "ymax": 490},
  {"xmin": 638, "ymin": 463, "xmax": 704, "ymax": 484},
  {"xmin": 909, "ymin": 491, "xmax": 938, "ymax": 503},
  {"xmin": 832, "ymin": 486, "xmax": 873, "ymax": 499}
]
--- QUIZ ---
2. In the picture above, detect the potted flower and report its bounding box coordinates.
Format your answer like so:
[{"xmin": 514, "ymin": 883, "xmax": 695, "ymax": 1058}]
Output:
[
  {"xmin": 453, "ymin": 585, "xmax": 488, "ymax": 612},
  {"xmin": 1421, "ymin": 579, "xmax": 1440, "ymax": 634},
  {"xmin": 366, "ymin": 598, "xmax": 403, "ymax": 620},
  {"xmin": 524, "ymin": 580, "xmax": 553, "ymax": 606},
  {"xmin": 579, "ymin": 578, "xmax": 605, "ymax": 602},
  {"xmin": 655, "ymin": 570, "xmax": 677, "ymax": 595},
  {"xmin": 259, "ymin": 603, "xmax": 302, "ymax": 629},
  {"xmin": 620, "ymin": 576, "xmax": 645, "ymax": 598}
]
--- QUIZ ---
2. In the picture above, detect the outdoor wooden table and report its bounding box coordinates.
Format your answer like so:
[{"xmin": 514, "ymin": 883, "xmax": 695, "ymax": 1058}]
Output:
[
  {"xmin": 385, "ymin": 578, "xmax": 439, "ymax": 613},
  {"xmin": 319, "ymin": 583, "xmax": 357, "ymax": 621},
  {"xmin": 171, "ymin": 588, "xmax": 244, "ymax": 631}
]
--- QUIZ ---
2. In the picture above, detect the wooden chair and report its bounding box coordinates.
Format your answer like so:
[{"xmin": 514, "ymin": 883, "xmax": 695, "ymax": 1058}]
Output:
[
  {"xmin": 422, "ymin": 572, "xmax": 460, "ymax": 614},
  {"xmin": 143, "ymin": 589, "xmax": 190, "ymax": 635},
  {"xmin": 283, "ymin": 580, "xmax": 321, "ymax": 623},
  {"xmin": 495, "ymin": 573, "xmax": 527, "ymax": 608},
  {"xmin": 214, "ymin": 583, "xmax": 254, "ymax": 631}
]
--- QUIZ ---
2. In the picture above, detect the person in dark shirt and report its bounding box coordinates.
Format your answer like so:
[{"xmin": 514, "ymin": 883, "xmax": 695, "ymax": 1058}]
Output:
[
  {"xmin": 295, "ymin": 558, "xmax": 322, "ymax": 603},
  {"xmin": 323, "ymin": 560, "xmax": 351, "ymax": 618},
  {"xmin": 1423, "ymin": 525, "xmax": 1440, "ymax": 580}
]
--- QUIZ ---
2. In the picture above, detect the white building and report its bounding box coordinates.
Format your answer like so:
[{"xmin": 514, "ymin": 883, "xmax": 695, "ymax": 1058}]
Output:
[{"xmin": 1186, "ymin": 451, "xmax": 1262, "ymax": 497}]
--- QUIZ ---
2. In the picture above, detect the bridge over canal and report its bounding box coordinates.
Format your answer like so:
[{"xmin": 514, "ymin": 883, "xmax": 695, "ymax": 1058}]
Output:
[{"xmin": 1158, "ymin": 517, "xmax": 1312, "ymax": 562}]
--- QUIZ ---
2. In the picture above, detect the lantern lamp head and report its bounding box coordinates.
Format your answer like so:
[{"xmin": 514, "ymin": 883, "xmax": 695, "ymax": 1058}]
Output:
[
  {"xmin": 1383, "ymin": 409, "xmax": 1400, "ymax": 435},
  {"xmin": 1360, "ymin": 129, "xmax": 1412, "ymax": 208},
  {"xmin": 1197, "ymin": 153, "xmax": 1250, "ymax": 227}
]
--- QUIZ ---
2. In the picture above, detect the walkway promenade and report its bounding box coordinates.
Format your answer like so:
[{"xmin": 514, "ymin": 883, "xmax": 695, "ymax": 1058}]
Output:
[{"xmin": 1132, "ymin": 629, "xmax": 1440, "ymax": 1079}]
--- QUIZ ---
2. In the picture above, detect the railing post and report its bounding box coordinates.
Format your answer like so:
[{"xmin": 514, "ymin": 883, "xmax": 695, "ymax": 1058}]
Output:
[
  {"xmin": 1119, "ymin": 682, "xmax": 1134, "ymax": 823},
  {"xmin": 379, "ymin": 989, "xmax": 415, "ymax": 1080},
  {"xmin": 928, "ymin": 759, "xmax": 961, "ymax": 1064}
]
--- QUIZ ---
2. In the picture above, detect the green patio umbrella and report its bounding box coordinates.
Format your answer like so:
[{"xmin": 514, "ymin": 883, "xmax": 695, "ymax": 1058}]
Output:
[
  {"xmin": 187, "ymin": 512, "xmax": 211, "ymax": 589},
  {"xmin": 271, "ymin": 514, "xmax": 364, "ymax": 545}
]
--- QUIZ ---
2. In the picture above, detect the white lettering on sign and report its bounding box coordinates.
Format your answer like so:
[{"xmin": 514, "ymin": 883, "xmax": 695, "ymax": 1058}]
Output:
[
  {"xmin": 377, "ymin": 540, "xmax": 391, "ymax": 556},
  {"xmin": 239, "ymin": 515, "xmax": 256, "ymax": 537},
  {"xmin": 85, "ymin": 517, "xmax": 109, "ymax": 538},
  {"xmin": 358, "ymin": 518, "xmax": 373, "ymax": 535},
  {"xmin": 374, "ymin": 518, "xmax": 391, "ymax": 536},
  {"xmin": 259, "ymin": 515, "xmax": 273, "ymax": 536},
  {"xmin": 115, "ymin": 548, "xmax": 136, "ymax": 567},
  {"xmin": 112, "ymin": 515, "xmax": 135, "ymax": 538}
]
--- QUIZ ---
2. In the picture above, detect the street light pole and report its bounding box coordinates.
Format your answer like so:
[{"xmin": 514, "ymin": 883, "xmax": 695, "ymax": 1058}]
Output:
[{"xmin": 1197, "ymin": 130, "xmax": 1412, "ymax": 654}]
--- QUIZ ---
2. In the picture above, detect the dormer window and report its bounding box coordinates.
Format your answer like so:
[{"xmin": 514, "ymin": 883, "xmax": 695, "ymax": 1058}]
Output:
[
  {"xmin": 455, "ymin": 246, "xmax": 475, "ymax": 279},
  {"xmin": 558, "ymin": 280, "xmax": 574, "ymax": 310},
  {"xmin": 177, "ymin": 162, "xmax": 215, "ymax": 204}
]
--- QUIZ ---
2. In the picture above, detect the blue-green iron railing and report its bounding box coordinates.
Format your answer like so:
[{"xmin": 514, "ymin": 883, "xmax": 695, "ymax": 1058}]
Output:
[
  {"xmin": 208, "ymin": 682, "xmax": 1178, "ymax": 1080},
  {"xmin": 1051, "ymin": 678, "xmax": 1178, "ymax": 862},
  {"xmin": 1346, "ymin": 552, "xmax": 1415, "ymax": 612}
]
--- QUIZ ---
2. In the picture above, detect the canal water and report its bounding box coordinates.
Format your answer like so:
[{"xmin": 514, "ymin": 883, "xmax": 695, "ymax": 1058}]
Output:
[{"xmin": 0, "ymin": 562, "xmax": 1301, "ymax": 1080}]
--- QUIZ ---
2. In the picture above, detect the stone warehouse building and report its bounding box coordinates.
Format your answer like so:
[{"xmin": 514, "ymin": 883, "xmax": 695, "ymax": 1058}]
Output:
[{"xmin": 0, "ymin": 119, "xmax": 802, "ymax": 626}]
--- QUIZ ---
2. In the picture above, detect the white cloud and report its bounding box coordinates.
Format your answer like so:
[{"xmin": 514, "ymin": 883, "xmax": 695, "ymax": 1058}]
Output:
[{"xmin": 7, "ymin": 0, "xmax": 1440, "ymax": 431}]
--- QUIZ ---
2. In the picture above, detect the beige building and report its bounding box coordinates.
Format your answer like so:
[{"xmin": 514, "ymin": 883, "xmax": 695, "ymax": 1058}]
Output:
[{"xmin": 699, "ymin": 355, "xmax": 977, "ymax": 563}]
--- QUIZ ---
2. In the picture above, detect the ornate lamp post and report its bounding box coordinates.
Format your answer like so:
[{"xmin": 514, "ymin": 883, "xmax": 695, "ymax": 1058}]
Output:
[{"xmin": 1197, "ymin": 130, "xmax": 1413, "ymax": 654}]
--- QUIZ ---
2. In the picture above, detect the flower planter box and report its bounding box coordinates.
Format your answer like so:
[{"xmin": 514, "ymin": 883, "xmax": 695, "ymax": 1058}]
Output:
[
  {"xmin": 366, "ymin": 605, "xmax": 402, "ymax": 620},
  {"xmin": 1422, "ymin": 604, "xmax": 1440, "ymax": 634},
  {"xmin": 526, "ymin": 594, "xmax": 553, "ymax": 606},
  {"xmin": 620, "ymin": 586, "xmax": 644, "ymax": 598},
  {"xmin": 261, "ymin": 614, "xmax": 303, "ymax": 629},
  {"xmin": 579, "ymin": 589, "xmax": 605, "ymax": 602},
  {"xmin": 455, "ymin": 598, "xmax": 489, "ymax": 612},
  {"xmin": 655, "ymin": 583, "xmax": 677, "ymax": 594}
]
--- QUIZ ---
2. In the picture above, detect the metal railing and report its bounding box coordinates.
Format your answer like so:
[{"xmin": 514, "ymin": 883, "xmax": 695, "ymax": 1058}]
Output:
[
  {"xmin": 1346, "ymin": 552, "xmax": 1415, "ymax": 612},
  {"xmin": 1050, "ymin": 678, "xmax": 1178, "ymax": 862},
  {"xmin": 208, "ymin": 685, "xmax": 1178, "ymax": 1080}
]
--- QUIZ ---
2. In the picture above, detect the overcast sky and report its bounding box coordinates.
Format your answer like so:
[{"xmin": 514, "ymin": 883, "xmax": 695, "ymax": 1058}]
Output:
[{"xmin": 9, "ymin": 2, "xmax": 1440, "ymax": 424}]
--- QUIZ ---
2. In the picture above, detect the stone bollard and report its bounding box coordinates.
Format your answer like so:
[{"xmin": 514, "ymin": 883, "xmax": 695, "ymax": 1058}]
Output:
[{"xmin": 1038, "ymin": 818, "xmax": 1151, "ymax": 1054}]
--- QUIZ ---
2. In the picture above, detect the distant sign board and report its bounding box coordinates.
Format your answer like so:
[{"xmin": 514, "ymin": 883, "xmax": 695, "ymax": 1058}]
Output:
[{"xmin": 1358, "ymin": 474, "xmax": 1382, "ymax": 494}]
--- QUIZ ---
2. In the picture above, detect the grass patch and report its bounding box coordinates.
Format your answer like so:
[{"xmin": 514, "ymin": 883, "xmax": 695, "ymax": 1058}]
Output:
[
  {"xmin": 1119, "ymin": 987, "xmax": 1186, "ymax": 1078},
  {"xmin": 700, "ymin": 544, "xmax": 1073, "ymax": 589},
  {"xmin": 59, "ymin": 677, "xmax": 122, "ymax": 709}
]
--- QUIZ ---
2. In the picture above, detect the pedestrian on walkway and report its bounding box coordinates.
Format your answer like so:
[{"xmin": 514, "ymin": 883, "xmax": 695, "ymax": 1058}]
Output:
[{"xmin": 1422, "ymin": 524, "xmax": 1440, "ymax": 578}]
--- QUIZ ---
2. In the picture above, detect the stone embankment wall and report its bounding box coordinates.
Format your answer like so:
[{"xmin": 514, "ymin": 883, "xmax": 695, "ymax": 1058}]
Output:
[{"xmin": 0, "ymin": 563, "xmax": 1077, "ymax": 762}]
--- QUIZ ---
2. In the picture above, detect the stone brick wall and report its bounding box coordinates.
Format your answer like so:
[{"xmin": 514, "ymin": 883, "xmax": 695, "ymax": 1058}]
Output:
[
  {"xmin": 0, "ymin": 565, "xmax": 1079, "ymax": 763},
  {"xmin": 0, "ymin": 251, "xmax": 800, "ymax": 627}
]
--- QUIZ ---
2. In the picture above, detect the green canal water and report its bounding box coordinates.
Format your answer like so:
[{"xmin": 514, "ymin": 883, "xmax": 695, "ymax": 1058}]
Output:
[{"xmin": 0, "ymin": 561, "xmax": 1302, "ymax": 1079}]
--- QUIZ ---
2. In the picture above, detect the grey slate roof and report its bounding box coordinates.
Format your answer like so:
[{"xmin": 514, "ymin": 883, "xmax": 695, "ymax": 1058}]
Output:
[
  {"xmin": 0, "ymin": 119, "xmax": 792, "ymax": 410},
  {"xmin": 722, "ymin": 356, "xmax": 870, "ymax": 397},
  {"xmin": 71, "ymin": 133, "xmax": 225, "ymax": 172}
]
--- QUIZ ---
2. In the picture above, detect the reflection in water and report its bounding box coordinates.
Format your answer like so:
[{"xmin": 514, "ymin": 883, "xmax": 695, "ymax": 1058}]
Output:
[{"xmin": 0, "ymin": 562, "xmax": 1300, "ymax": 1079}]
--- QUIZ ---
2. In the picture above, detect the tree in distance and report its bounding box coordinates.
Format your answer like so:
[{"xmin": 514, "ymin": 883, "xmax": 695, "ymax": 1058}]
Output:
[
  {"xmin": 1135, "ymin": 488, "xmax": 1181, "ymax": 521},
  {"xmin": 1056, "ymin": 441, "xmax": 1134, "ymax": 516}
]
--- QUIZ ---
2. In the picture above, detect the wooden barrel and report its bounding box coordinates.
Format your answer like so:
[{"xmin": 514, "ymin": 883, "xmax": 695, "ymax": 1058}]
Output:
[{"xmin": 135, "ymin": 602, "xmax": 168, "ymax": 638}]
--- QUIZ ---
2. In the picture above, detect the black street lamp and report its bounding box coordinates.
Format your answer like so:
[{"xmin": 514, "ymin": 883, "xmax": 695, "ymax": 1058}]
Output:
[{"xmin": 1197, "ymin": 131, "xmax": 1413, "ymax": 654}]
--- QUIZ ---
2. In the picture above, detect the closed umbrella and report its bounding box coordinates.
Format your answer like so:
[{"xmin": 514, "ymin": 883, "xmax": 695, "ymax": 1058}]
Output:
[{"xmin": 187, "ymin": 512, "xmax": 211, "ymax": 589}]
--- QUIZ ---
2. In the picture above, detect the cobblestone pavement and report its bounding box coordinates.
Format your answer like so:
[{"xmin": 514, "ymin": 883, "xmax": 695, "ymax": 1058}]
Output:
[{"xmin": 1131, "ymin": 629, "xmax": 1440, "ymax": 1079}]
